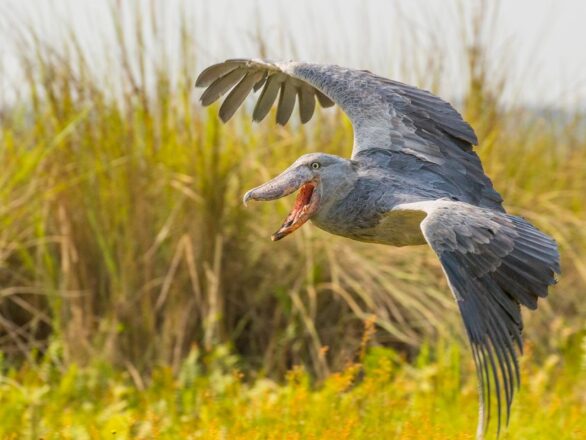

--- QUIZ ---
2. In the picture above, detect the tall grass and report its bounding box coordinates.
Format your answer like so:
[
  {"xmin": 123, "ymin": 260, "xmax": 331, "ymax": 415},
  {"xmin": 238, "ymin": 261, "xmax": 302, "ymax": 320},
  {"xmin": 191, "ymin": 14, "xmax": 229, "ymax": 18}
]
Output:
[{"xmin": 0, "ymin": 0, "xmax": 584, "ymax": 390}]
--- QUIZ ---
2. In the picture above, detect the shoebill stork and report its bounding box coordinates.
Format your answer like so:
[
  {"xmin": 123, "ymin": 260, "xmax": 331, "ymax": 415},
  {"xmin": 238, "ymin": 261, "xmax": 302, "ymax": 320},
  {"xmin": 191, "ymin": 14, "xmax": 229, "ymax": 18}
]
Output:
[{"xmin": 195, "ymin": 59, "xmax": 560, "ymax": 438}]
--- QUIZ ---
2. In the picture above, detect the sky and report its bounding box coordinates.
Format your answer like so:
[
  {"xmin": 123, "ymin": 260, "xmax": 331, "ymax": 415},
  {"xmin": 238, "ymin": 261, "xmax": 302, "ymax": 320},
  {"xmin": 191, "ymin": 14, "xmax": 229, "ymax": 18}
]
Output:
[{"xmin": 1, "ymin": 0, "xmax": 586, "ymax": 108}]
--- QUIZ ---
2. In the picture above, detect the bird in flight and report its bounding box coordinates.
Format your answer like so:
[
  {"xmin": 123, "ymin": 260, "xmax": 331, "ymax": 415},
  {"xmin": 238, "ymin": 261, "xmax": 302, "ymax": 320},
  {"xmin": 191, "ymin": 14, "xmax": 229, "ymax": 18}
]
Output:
[{"xmin": 195, "ymin": 59, "xmax": 560, "ymax": 438}]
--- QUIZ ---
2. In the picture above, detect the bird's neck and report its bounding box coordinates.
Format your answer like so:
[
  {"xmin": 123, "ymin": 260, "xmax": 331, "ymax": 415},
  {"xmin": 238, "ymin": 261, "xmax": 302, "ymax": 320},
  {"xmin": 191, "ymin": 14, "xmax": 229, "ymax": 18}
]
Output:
[{"xmin": 316, "ymin": 167, "xmax": 358, "ymax": 217}]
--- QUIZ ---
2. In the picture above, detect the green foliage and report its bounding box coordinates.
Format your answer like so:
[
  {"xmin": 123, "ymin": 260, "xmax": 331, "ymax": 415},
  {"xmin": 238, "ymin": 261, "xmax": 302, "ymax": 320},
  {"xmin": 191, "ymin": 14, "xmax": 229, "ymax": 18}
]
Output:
[{"xmin": 0, "ymin": 339, "xmax": 584, "ymax": 439}]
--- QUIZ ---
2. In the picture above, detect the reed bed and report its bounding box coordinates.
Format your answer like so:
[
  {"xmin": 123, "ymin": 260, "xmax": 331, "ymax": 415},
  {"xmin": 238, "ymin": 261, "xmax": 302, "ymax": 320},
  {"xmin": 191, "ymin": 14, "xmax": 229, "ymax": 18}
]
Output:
[{"xmin": 0, "ymin": 2, "xmax": 584, "ymax": 438}]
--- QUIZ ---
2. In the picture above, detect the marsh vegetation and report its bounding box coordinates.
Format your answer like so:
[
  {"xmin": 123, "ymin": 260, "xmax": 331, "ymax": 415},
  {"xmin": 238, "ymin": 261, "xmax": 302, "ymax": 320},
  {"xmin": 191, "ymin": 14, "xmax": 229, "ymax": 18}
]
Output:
[{"xmin": 0, "ymin": 1, "xmax": 584, "ymax": 438}]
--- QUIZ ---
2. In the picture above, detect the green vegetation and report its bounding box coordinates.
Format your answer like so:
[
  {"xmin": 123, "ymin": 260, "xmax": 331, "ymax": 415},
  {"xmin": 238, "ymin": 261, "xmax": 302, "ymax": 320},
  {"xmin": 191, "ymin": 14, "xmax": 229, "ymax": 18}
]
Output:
[
  {"xmin": 0, "ymin": 2, "xmax": 585, "ymax": 439},
  {"xmin": 1, "ymin": 336, "xmax": 584, "ymax": 439}
]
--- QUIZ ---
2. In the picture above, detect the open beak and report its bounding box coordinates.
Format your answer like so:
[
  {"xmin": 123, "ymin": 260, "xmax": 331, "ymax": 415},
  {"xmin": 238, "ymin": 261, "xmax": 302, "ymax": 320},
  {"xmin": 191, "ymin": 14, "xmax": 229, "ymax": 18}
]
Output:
[{"xmin": 243, "ymin": 166, "xmax": 320, "ymax": 241}]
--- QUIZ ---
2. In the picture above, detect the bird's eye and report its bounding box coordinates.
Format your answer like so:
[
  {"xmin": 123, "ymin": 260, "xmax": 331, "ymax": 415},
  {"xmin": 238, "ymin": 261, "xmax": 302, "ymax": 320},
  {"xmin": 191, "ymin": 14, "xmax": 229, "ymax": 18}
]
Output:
[{"xmin": 311, "ymin": 162, "xmax": 320, "ymax": 170}]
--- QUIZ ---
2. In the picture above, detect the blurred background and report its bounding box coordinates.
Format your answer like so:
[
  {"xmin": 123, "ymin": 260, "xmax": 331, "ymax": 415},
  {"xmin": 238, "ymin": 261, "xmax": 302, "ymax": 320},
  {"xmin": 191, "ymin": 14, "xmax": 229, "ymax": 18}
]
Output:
[{"xmin": 0, "ymin": 0, "xmax": 585, "ymax": 438}]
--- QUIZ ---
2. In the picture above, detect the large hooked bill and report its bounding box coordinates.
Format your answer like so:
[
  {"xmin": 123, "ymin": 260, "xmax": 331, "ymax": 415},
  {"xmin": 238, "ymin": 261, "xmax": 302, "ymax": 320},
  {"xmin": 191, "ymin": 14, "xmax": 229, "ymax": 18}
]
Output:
[{"xmin": 242, "ymin": 167, "xmax": 320, "ymax": 241}]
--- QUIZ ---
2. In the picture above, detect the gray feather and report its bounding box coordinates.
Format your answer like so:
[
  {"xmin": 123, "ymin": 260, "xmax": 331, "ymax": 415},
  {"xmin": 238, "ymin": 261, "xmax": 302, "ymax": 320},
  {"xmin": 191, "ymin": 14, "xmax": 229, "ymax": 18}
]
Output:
[
  {"xmin": 200, "ymin": 68, "xmax": 246, "ymax": 106},
  {"xmin": 298, "ymin": 86, "xmax": 316, "ymax": 123},
  {"xmin": 253, "ymin": 74, "xmax": 283, "ymax": 122},
  {"xmin": 219, "ymin": 71, "xmax": 264, "ymax": 122},
  {"xmin": 411, "ymin": 200, "xmax": 560, "ymax": 437},
  {"xmin": 316, "ymin": 89, "xmax": 335, "ymax": 107},
  {"xmin": 195, "ymin": 61, "xmax": 241, "ymax": 87},
  {"xmin": 276, "ymin": 81, "xmax": 296, "ymax": 125},
  {"xmin": 253, "ymin": 72, "xmax": 268, "ymax": 92}
]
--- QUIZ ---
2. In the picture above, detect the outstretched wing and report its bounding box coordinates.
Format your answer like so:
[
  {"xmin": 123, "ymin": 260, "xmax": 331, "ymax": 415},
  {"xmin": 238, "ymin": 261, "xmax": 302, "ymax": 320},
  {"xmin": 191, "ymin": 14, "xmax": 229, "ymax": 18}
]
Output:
[
  {"xmin": 195, "ymin": 59, "xmax": 476, "ymax": 160},
  {"xmin": 195, "ymin": 59, "xmax": 503, "ymax": 211},
  {"xmin": 195, "ymin": 59, "xmax": 336, "ymax": 126},
  {"xmin": 396, "ymin": 200, "xmax": 560, "ymax": 437}
]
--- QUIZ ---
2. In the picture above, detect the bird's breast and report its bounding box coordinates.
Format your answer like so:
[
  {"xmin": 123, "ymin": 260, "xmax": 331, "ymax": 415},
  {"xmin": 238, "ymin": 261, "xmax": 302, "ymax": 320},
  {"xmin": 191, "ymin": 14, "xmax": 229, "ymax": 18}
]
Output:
[{"xmin": 311, "ymin": 204, "xmax": 427, "ymax": 247}]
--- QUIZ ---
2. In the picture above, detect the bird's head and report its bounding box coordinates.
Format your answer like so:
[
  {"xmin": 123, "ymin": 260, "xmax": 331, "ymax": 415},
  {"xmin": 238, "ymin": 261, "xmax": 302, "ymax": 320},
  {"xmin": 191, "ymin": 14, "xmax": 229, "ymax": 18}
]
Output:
[{"xmin": 243, "ymin": 153, "xmax": 356, "ymax": 241}]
